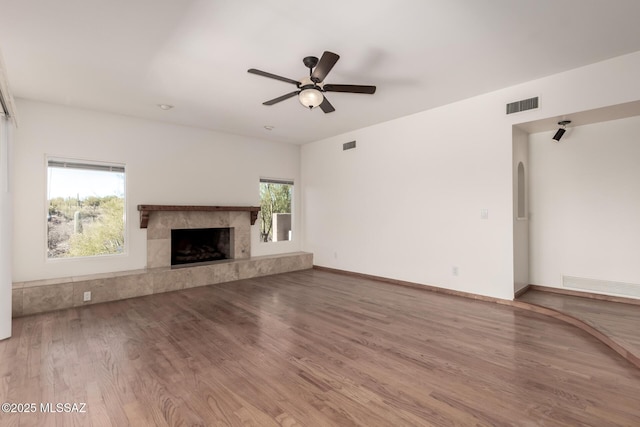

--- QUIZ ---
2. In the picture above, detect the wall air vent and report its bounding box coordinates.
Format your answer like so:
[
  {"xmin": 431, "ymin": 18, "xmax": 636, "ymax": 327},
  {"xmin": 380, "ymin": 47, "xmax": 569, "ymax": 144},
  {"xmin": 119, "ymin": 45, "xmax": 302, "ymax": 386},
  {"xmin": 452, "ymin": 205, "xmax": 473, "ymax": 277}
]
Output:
[
  {"xmin": 343, "ymin": 141, "xmax": 356, "ymax": 151},
  {"xmin": 506, "ymin": 97, "xmax": 539, "ymax": 115}
]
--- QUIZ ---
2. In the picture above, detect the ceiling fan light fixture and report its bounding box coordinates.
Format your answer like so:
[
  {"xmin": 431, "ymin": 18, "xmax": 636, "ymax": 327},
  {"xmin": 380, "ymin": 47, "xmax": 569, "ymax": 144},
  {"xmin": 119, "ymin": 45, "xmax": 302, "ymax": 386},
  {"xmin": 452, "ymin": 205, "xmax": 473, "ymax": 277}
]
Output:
[
  {"xmin": 298, "ymin": 88, "xmax": 323, "ymax": 109},
  {"xmin": 248, "ymin": 51, "xmax": 375, "ymax": 113}
]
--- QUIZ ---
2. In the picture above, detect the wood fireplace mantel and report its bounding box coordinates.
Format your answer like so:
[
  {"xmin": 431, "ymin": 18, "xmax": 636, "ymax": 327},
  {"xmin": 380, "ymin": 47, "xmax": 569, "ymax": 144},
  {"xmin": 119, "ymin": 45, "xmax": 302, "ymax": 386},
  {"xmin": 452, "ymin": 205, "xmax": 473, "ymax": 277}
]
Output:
[{"xmin": 137, "ymin": 205, "xmax": 261, "ymax": 228}]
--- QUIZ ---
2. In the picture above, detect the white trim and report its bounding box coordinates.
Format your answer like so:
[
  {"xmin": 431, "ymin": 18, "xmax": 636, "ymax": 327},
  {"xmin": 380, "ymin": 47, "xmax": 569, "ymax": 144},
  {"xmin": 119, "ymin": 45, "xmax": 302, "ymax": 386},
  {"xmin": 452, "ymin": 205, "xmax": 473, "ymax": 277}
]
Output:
[
  {"xmin": 48, "ymin": 159, "xmax": 125, "ymax": 173},
  {"xmin": 0, "ymin": 49, "xmax": 18, "ymax": 125},
  {"xmin": 0, "ymin": 115, "xmax": 13, "ymax": 339}
]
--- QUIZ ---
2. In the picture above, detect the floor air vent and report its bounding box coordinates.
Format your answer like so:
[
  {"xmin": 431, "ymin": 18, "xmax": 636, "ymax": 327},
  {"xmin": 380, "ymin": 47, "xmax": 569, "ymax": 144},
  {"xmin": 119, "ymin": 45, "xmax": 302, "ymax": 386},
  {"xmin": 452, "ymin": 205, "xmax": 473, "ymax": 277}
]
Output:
[
  {"xmin": 563, "ymin": 275, "xmax": 640, "ymax": 299},
  {"xmin": 506, "ymin": 97, "xmax": 539, "ymax": 114}
]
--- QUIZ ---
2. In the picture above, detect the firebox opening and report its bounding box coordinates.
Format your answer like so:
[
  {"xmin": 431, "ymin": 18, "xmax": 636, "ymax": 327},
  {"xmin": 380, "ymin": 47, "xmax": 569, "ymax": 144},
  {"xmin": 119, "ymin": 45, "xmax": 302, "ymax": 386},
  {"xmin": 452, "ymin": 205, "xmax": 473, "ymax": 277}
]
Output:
[{"xmin": 171, "ymin": 227, "xmax": 232, "ymax": 266}]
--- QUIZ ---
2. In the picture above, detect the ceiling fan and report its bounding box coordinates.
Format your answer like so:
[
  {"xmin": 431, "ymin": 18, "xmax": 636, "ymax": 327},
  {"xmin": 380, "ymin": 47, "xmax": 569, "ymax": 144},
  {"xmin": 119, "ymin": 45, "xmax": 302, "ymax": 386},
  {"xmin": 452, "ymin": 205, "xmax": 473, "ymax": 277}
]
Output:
[{"xmin": 248, "ymin": 51, "xmax": 376, "ymax": 113}]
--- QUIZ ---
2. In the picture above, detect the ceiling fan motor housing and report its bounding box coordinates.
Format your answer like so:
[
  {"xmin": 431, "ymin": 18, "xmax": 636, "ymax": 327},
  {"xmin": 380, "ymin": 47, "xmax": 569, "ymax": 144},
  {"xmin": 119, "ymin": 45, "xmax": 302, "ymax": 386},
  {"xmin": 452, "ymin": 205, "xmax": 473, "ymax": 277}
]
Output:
[{"xmin": 303, "ymin": 56, "xmax": 319, "ymax": 70}]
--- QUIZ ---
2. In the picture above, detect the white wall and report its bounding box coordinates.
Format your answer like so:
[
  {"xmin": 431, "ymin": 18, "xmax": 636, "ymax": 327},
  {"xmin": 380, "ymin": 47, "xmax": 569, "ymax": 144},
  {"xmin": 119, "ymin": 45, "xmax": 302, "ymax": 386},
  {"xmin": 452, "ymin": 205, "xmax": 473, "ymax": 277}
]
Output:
[
  {"xmin": 13, "ymin": 99, "xmax": 300, "ymax": 282},
  {"xmin": 0, "ymin": 116, "xmax": 12, "ymax": 339},
  {"xmin": 301, "ymin": 50, "xmax": 640, "ymax": 300},
  {"xmin": 529, "ymin": 116, "xmax": 640, "ymax": 288},
  {"xmin": 302, "ymin": 95, "xmax": 515, "ymax": 299}
]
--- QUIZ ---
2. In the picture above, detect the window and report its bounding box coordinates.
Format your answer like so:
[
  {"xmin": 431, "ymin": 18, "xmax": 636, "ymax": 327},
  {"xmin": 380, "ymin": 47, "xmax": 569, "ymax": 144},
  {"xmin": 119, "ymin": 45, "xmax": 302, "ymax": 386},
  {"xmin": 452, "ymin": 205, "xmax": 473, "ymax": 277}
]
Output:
[
  {"xmin": 47, "ymin": 159, "xmax": 126, "ymax": 258},
  {"xmin": 259, "ymin": 178, "xmax": 292, "ymax": 242}
]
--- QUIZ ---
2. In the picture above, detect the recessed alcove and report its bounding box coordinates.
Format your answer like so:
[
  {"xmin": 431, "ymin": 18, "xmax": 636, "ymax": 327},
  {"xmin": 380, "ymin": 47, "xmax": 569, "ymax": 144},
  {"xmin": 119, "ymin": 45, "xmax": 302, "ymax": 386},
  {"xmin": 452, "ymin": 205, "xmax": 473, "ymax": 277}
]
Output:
[{"xmin": 516, "ymin": 162, "xmax": 526, "ymax": 220}]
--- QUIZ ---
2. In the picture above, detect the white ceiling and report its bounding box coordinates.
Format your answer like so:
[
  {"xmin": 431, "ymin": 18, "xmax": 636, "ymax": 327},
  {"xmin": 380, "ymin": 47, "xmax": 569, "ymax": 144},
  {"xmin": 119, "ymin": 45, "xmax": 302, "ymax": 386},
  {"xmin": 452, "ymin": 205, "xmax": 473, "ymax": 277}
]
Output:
[{"xmin": 2, "ymin": 0, "xmax": 640, "ymax": 144}]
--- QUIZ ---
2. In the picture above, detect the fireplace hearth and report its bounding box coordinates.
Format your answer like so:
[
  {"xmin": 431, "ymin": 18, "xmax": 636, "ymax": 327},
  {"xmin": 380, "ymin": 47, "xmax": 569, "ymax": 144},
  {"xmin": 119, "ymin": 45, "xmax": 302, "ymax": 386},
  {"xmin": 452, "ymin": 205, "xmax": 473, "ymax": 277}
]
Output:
[{"xmin": 171, "ymin": 227, "xmax": 231, "ymax": 266}]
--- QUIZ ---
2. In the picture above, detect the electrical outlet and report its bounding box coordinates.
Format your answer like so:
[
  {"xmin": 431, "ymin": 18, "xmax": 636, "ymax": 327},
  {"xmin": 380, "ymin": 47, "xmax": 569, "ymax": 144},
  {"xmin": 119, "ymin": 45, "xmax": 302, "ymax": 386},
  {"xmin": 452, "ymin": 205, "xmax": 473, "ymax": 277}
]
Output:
[
  {"xmin": 83, "ymin": 291, "xmax": 91, "ymax": 302},
  {"xmin": 452, "ymin": 266, "xmax": 459, "ymax": 276}
]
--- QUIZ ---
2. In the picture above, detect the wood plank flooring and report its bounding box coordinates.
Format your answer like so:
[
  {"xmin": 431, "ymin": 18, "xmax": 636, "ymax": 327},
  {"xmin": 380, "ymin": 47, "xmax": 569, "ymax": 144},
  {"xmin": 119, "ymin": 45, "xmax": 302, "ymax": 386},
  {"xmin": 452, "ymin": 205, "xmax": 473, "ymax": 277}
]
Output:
[
  {"xmin": 517, "ymin": 288, "xmax": 640, "ymax": 367},
  {"xmin": 1, "ymin": 269, "xmax": 640, "ymax": 426}
]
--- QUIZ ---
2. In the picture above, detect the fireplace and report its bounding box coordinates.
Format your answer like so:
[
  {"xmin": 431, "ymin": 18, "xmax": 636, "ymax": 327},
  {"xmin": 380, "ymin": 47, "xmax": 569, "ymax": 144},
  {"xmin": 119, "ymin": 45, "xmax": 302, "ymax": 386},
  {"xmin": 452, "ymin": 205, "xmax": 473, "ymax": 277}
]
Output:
[
  {"xmin": 140, "ymin": 206, "xmax": 256, "ymax": 269},
  {"xmin": 171, "ymin": 227, "xmax": 232, "ymax": 266}
]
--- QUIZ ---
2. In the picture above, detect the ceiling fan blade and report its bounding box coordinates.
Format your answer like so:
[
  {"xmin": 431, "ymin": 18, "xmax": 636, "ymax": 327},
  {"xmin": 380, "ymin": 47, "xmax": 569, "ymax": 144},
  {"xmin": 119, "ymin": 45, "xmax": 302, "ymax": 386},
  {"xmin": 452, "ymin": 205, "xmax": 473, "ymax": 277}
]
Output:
[
  {"xmin": 323, "ymin": 84, "xmax": 376, "ymax": 94},
  {"xmin": 248, "ymin": 69, "xmax": 299, "ymax": 86},
  {"xmin": 319, "ymin": 96, "xmax": 335, "ymax": 113},
  {"xmin": 311, "ymin": 51, "xmax": 340, "ymax": 83},
  {"xmin": 263, "ymin": 91, "xmax": 299, "ymax": 105}
]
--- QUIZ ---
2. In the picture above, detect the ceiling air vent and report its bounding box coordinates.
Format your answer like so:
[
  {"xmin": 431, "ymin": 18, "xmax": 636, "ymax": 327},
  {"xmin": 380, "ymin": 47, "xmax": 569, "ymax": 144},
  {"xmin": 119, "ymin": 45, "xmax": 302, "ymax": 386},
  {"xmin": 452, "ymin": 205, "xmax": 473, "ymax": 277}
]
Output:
[
  {"xmin": 343, "ymin": 141, "xmax": 356, "ymax": 151},
  {"xmin": 506, "ymin": 97, "xmax": 539, "ymax": 115}
]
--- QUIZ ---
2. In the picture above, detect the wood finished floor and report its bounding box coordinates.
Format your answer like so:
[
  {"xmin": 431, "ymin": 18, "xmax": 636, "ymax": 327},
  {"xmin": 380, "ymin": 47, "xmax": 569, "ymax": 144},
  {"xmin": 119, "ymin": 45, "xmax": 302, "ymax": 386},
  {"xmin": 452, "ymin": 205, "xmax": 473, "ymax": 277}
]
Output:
[
  {"xmin": 518, "ymin": 289, "xmax": 640, "ymax": 365},
  {"xmin": 1, "ymin": 269, "xmax": 640, "ymax": 426}
]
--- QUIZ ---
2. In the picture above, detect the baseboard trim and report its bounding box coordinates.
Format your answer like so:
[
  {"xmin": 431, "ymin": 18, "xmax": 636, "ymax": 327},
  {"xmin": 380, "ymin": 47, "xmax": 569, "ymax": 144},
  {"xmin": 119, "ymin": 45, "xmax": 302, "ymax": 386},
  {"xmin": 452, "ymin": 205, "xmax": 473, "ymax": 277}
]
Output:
[
  {"xmin": 514, "ymin": 284, "xmax": 531, "ymax": 298},
  {"xmin": 312, "ymin": 265, "xmax": 505, "ymax": 304}
]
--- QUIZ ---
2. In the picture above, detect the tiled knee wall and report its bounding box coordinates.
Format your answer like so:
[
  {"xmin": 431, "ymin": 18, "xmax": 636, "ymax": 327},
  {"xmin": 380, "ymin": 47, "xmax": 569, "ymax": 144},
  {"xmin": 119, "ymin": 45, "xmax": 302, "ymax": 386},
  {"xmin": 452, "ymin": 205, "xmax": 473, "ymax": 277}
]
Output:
[{"xmin": 12, "ymin": 252, "xmax": 313, "ymax": 317}]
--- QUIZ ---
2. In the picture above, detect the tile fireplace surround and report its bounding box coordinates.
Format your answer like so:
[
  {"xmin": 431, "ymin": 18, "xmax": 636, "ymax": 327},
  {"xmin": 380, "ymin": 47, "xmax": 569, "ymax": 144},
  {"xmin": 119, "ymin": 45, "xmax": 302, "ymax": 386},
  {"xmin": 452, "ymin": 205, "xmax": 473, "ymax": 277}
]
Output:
[{"xmin": 12, "ymin": 206, "xmax": 312, "ymax": 317}]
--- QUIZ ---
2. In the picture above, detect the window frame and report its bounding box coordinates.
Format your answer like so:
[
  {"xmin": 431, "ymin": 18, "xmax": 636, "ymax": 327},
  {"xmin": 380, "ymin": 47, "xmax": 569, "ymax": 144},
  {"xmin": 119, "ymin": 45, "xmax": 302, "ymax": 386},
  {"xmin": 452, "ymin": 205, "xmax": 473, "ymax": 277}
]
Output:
[
  {"xmin": 258, "ymin": 177, "xmax": 294, "ymax": 244},
  {"xmin": 45, "ymin": 156, "xmax": 128, "ymax": 261}
]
